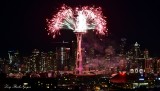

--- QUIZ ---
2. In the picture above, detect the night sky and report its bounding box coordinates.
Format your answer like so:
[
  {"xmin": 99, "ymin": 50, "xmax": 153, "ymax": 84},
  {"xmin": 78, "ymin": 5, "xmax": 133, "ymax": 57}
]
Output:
[{"xmin": 1, "ymin": 0, "xmax": 160, "ymax": 57}]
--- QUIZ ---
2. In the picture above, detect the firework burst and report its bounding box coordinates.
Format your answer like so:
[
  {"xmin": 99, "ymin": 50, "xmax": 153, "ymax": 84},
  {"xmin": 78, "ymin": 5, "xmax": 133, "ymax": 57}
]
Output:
[
  {"xmin": 46, "ymin": 4, "xmax": 107, "ymax": 74},
  {"xmin": 46, "ymin": 4, "xmax": 107, "ymax": 38}
]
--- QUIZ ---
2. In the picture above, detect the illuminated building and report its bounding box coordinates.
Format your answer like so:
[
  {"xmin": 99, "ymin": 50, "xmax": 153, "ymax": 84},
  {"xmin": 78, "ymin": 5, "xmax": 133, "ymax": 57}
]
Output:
[
  {"xmin": 20, "ymin": 57, "xmax": 29, "ymax": 73},
  {"xmin": 47, "ymin": 51, "xmax": 56, "ymax": 71},
  {"xmin": 143, "ymin": 49, "xmax": 155, "ymax": 74},
  {"xmin": 8, "ymin": 50, "xmax": 21, "ymax": 73},
  {"xmin": 126, "ymin": 42, "xmax": 147, "ymax": 76},
  {"xmin": 0, "ymin": 58, "xmax": 9, "ymax": 74},
  {"xmin": 128, "ymin": 42, "xmax": 144, "ymax": 69},
  {"xmin": 8, "ymin": 51, "xmax": 14, "ymax": 64},
  {"xmin": 133, "ymin": 42, "xmax": 141, "ymax": 58},
  {"xmin": 39, "ymin": 51, "xmax": 56, "ymax": 72},
  {"xmin": 39, "ymin": 52, "xmax": 47, "ymax": 72},
  {"xmin": 157, "ymin": 59, "xmax": 160, "ymax": 74},
  {"xmin": 56, "ymin": 47, "xmax": 71, "ymax": 71},
  {"xmin": 145, "ymin": 58, "xmax": 153, "ymax": 73},
  {"xmin": 143, "ymin": 49, "xmax": 154, "ymax": 73},
  {"xmin": 75, "ymin": 33, "xmax": 84, "ymax": 74},
  {"xmin": 30, "ymin": 49, "xmax": 40, "ymax": 72}
]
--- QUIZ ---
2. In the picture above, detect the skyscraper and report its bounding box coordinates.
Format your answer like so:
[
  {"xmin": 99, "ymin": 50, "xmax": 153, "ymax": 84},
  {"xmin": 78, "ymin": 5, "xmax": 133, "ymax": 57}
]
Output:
[
  {"xmin": 128, "ymin": 42, "xmax": 145, "ymax": 74},
  {"xmin": 8, "ymin": 50, "xmax": 20, "ymax": 73},
  {"xmin": 30, "ymin": 49, "xmax": 40, "ymax": 72},
  {"xmin": 56, "ymin": 47, "xmax": 71, "ymax": 71}
]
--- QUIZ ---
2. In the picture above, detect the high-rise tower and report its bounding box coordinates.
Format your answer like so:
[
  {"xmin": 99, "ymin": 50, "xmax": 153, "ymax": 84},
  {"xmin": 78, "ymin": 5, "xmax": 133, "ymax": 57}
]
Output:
[{"xmin": 75, "ymin": 33, "xmax": 83, "ymax": 74}]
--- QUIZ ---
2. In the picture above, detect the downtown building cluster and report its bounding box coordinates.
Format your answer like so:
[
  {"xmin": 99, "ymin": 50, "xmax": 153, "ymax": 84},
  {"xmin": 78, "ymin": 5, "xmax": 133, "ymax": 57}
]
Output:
[
  {"xmin": 0, "ymin": 40, "xmax": 160, "ymax": 77},
  {"xmin": 0, "ymin": 46, "xmax": 76, "ymax": 77}
]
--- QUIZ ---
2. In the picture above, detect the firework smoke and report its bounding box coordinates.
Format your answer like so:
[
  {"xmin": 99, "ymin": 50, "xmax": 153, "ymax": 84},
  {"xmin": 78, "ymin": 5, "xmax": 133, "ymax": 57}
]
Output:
[{"xmin": 83, "ymin": 42, "xmax": 127, "ymax": 73}]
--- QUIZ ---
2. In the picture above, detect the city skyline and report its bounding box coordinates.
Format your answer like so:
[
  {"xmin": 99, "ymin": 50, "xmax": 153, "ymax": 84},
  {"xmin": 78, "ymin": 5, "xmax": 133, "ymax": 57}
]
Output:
[
  {"xmin": 1, "ymin": 1, "xmax": 160, "ymax": 90},
  {"xmin": 1, "ymin": 0, "xmax": 160, "ymax": 57}
]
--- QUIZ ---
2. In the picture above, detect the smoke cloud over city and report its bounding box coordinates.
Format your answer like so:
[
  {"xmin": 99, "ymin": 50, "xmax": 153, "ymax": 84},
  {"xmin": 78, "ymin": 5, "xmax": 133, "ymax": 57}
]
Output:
[{"xmin": 82, "ymin": 31, "xmax": 125, "ymax": 71}]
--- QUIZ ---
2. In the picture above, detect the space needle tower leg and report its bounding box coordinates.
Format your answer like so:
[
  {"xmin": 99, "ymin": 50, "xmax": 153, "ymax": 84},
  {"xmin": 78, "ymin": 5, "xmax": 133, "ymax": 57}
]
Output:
[{"xmin": 75, "ymin": 33, "xmax": 83, "ymax": 74}]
